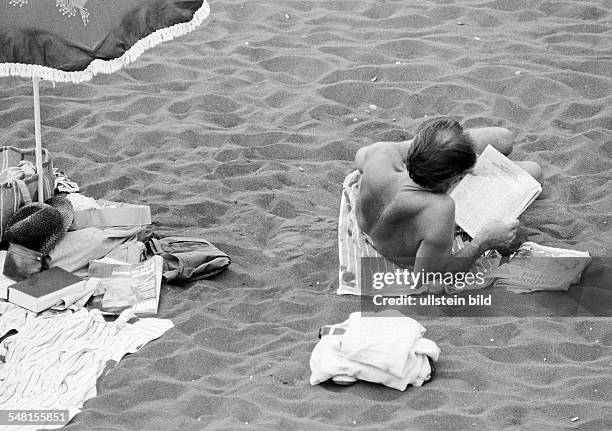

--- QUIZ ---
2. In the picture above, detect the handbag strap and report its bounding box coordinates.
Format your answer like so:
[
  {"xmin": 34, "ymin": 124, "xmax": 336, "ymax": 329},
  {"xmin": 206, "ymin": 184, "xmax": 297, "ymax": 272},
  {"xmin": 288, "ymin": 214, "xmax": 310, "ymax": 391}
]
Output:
[
  {"xmin": 144, "ymin": 237, "xmax": 165, "ymax": 257},
  {"xmin": 13, "ymin": 179, "xmax": 32, "ymax": 205}
]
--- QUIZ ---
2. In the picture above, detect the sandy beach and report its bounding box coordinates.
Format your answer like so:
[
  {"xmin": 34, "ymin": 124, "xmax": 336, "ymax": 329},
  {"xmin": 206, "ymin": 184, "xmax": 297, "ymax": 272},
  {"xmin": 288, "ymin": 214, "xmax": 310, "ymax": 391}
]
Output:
[{"xmin": 1, "ymin": 0, "xmax": 611, "ymax": 429}]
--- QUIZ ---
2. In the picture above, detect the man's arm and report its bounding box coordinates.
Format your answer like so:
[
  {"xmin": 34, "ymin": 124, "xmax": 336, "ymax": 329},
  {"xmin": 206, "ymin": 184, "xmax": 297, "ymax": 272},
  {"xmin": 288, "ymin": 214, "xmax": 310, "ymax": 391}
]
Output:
[
  {"xmin": 409, "ymin": 199, "xmax": 489, "ymax": 287},
  {"xmin": 445, "ymin": 237, "xmax": 488, "ymax": 272},
  {"xmin": 410, "ymin": 198, "xmax": 455, "ymax": 275}
]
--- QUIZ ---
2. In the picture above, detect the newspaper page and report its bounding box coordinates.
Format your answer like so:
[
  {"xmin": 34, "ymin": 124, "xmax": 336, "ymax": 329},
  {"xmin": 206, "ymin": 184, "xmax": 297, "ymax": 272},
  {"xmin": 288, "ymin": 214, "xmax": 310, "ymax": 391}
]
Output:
[
  {"xmin": 450, "ymin": 145, "xmax": 542, "ymax": 238},
  {"xmin": 485, "ymin": 242, "xmax": 591, "ymax": 293}
]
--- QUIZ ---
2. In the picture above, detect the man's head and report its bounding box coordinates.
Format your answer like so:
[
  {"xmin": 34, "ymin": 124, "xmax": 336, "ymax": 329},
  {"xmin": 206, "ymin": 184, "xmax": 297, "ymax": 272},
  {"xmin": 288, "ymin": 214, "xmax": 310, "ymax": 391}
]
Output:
[{"xmin": 407, "ymin": 119, "xmax": 476, "ymax": 192}]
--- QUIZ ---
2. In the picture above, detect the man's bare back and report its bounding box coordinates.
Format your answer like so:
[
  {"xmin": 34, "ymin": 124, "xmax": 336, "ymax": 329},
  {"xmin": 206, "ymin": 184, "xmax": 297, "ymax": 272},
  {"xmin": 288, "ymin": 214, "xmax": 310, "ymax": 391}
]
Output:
[
  {"xmin": 356, "ymin": 140, "xmax": 455, "ymax": 267},
  {"xmin": 356, "ymin": 141, "xmax": 454, "ymax": 266}
]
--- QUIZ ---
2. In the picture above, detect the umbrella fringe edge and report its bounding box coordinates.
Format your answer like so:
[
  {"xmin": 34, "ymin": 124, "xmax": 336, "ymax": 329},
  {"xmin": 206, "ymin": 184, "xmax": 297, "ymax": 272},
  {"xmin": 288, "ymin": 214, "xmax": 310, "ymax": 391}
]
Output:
[{"xmin": 0, "ymin": 0, "xmax": 210, "ymax": 84}]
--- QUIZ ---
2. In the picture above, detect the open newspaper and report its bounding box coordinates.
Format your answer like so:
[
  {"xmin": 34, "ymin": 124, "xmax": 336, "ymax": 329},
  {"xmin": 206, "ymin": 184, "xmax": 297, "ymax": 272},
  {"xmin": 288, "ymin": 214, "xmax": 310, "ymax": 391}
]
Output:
[
  {"xmin": 450, "ymin": 145, "xmax": 542, "ymax": 238},
  {"xmin": 485, "ymin": 242, "xmax": 591, "ymax": 293},
  {"xmin": 87, "ymin": 255, "xmax": 163, "ymax": 315}
]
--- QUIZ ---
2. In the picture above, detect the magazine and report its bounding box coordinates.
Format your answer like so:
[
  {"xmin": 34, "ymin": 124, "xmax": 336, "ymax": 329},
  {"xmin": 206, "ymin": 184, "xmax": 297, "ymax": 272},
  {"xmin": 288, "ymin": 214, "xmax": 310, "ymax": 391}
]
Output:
[
  {"xmin": 87, "ymin": 255, "xmax": 163, "ymax": 315},
  {"xmin": 485, "ymin": 242, "xmax": 591, "ymax": 293},
  {"xmin": 450, "ymin": 145, "xmax": 542, "ymax": 238}
]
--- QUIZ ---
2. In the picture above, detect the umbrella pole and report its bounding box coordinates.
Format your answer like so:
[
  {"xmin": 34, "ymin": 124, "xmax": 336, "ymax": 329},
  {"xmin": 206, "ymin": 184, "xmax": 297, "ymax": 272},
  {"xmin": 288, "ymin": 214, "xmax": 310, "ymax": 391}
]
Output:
[{"xmin": 32, "ymin": 75, "xmax": 44, "ymax": 203}]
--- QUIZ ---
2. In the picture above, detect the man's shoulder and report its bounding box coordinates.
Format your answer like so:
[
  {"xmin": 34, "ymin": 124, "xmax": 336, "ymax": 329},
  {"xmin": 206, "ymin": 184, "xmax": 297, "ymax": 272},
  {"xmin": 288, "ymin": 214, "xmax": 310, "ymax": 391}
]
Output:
[
  {"xmin": 368, "ymin": 141, "xmax": 411, "ymax": 157},
  {"xmin": 362, "ymin": 141, "xmax": 402, "ymax": 161},
  {"xmin": 358, "ymin": 141, "xmax": 411, "ymax": 166}
]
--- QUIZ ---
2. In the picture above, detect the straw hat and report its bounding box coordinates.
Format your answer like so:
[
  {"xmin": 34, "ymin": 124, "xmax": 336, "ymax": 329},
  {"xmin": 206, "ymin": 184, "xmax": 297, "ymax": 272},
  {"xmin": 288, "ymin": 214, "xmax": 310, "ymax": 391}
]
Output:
[{"xmin": 5, "ymin": 195, "xmax": 74, "ymax": 255}]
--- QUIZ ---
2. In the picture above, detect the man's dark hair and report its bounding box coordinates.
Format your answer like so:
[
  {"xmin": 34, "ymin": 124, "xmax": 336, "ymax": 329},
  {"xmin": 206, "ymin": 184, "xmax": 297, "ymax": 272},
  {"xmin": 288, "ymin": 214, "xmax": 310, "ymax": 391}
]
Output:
[{"xmin": 406, "ymin": 119, "xmax": 476, "ymax": 189}]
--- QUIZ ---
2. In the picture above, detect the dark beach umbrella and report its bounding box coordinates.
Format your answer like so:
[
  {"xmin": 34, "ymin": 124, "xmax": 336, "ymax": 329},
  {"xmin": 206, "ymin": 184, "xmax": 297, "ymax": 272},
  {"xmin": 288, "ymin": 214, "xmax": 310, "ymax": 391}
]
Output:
[{"xmin": 0, "ymin": 0, "xmax": 210, "ymax": 201}]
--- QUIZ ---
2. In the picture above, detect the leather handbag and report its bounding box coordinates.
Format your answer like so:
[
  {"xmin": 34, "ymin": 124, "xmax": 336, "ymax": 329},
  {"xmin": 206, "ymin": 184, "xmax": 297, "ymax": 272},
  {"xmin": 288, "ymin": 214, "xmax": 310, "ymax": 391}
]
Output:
[{"xmin": 3, "ymin": 242, "xmax": 44, "ymax": 281}]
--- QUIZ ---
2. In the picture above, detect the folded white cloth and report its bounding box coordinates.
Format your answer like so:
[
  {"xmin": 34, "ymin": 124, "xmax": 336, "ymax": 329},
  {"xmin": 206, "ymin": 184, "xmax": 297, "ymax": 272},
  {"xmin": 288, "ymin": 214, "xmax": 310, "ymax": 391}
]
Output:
[
  {"xmin": 341, "ymin": 312, "xmax": 427, "ymax": 378},
  {"xmin": 310, "ymin": 312, "xmax": 440, "ymax": 391}
]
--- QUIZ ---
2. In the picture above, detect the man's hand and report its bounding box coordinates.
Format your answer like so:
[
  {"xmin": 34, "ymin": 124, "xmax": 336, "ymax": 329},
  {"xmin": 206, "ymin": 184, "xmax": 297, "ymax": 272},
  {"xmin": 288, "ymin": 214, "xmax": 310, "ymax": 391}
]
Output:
[{"xmin": 475, "ymin": 219, "xmax": 519, "ymax": 251}]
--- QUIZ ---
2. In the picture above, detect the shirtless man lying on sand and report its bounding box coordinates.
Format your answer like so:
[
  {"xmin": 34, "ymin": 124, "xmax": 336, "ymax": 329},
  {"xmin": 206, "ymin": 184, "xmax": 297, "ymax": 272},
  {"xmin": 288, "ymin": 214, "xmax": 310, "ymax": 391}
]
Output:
[{"xmin": 355, "ymin": 119, "xmax": 542, "ymax": 277}]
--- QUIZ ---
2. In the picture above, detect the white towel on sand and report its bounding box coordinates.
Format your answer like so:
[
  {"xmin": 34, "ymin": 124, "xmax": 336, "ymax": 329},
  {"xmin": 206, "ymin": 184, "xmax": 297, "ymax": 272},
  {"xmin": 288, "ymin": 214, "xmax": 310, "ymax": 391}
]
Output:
[{"xmin": 309, "ymin": 312, "xmax": 440, "ymax": 391}]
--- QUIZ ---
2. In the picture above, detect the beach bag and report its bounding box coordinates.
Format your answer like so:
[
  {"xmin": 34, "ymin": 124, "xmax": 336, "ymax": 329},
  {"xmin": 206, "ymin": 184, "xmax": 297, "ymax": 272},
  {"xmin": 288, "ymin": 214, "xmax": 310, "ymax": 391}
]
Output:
[
  {"xmin": 144, "ymin": 235, "xmax": 231, "ymax": 283},
  {"xmin": 0, "ymin": 147, "xmax": 54, "ymax": 243}
]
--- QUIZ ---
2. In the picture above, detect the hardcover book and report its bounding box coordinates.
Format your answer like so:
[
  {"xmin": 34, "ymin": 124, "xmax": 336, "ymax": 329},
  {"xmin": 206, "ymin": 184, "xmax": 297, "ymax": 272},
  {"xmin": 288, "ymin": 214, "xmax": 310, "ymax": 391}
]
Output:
[{"xmin": 8, "ymin": 267, "xmax": 85, "ymax": 313}]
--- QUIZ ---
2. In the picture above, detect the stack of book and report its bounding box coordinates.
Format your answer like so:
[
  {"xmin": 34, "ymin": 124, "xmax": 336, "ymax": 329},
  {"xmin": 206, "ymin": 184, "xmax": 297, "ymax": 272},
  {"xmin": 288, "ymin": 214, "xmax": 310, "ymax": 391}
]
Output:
[{"xmin": 4, "ymin": 255, "xmax": 163, "ymax": 315}]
